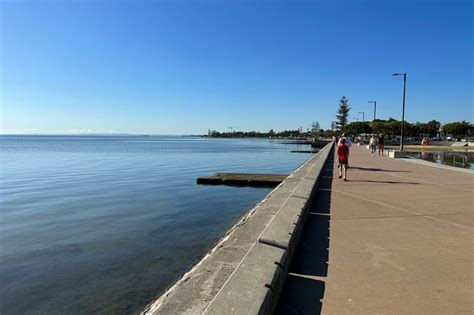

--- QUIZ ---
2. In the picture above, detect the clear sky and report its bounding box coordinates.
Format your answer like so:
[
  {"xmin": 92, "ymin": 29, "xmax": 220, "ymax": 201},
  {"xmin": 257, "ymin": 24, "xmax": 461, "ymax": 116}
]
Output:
[{"xmin": 1, "ymin": 0, "xmax": 472, "ymax": 135}]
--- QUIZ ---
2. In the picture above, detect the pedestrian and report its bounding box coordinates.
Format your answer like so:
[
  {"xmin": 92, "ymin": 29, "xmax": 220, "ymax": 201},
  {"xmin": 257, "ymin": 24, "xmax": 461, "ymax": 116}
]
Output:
[
  {"xmin": 378, "ymin": 134, "xmax": 385, "ymax": 156},
  {"xmin": 337, "ymin": 138, "xmax": 349, "ymax": 181},
  {"xmin": 338, "ymin": 133, "xmax": 352, "ymax": 166},
  {"xmin": 369, "ymin": 134, "xmax": 377, "ymax": 156}
]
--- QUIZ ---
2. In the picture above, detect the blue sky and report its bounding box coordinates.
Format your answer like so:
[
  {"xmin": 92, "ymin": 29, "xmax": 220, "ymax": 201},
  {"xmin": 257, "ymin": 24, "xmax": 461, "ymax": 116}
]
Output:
[{"xmin": 1, "ymin": 0, "xmax": 472, "ymax": 134}]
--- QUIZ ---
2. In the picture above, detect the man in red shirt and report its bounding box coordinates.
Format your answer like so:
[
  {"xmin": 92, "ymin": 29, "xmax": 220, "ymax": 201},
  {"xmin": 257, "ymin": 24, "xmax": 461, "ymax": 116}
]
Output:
[{"xmin": 337, "ymin": 138, "xmax": 350, "ymax": 181}]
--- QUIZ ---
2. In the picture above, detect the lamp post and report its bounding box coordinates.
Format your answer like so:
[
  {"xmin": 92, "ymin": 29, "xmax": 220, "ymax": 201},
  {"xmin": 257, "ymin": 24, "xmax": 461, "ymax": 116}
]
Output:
[
  {"xmin": 368, "ymin": 101, "xmax": 376, "ymax": 121},
  {"xmin": 392, "ymin": 73, "xmax": 407, "ymax": 151},
  {"xmin": 368, "ymin": 100, "xmax": 376, "ymax": 135},
  {"xmin": 359, "ymin": 111, "xmax": 365, "ymax": 139}
]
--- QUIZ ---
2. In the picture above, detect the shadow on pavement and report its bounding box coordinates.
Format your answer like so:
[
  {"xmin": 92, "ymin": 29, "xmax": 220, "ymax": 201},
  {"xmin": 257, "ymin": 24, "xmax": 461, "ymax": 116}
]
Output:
[
  {"xmin": 275, "ymin": 155, "xmax": 333, "ymax": 315},
  {"xmin": 346, "ymin": 179, "xmax": 419, "ymax": 184},
  {"xmin": 349, "ymin": 166, "xmax": 409, "ymax": 172}
]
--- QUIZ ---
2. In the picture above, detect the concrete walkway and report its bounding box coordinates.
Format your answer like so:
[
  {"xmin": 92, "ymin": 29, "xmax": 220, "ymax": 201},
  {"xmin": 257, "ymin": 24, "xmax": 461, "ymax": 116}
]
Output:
[{"xmin": 277, "ymin": 145, "xmax": 474, "ymax": 314}]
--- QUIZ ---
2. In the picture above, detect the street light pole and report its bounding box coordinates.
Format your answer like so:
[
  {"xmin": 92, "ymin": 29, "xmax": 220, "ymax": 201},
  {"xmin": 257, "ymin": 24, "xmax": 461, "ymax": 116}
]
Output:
[
  {"xmin": 359, "ymin": 111, "xmax": 365, "ymax": 139},
  {"xmin": 392, "ymin": 73, "xmax": 407, "ymax": 151},
  {"xmin": 368, "ymin": 101, "xmax": 377, "ymax": 121},
  {"xmin": 368, "ymin": 101, "xmax": 376, "ymax": 134}
]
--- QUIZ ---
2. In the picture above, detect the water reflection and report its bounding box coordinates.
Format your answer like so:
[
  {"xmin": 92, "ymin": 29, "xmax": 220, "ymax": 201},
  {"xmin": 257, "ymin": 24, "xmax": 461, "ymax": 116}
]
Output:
[
  {"xmin": 0, "ymin": 136, "xmax": 312, "ymax": 315},
  {"xmin": 406, "ymin": 151, "xmax": 473, "ymax": 170}
]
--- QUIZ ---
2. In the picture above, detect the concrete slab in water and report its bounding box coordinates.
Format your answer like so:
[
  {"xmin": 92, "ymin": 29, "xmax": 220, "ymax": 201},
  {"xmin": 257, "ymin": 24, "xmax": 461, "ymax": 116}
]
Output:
[
  {"xmin": 197, "ymin": 172, "xmax": 288, "ymax": 187},
  {"xmin": 290, "ymin": 150, "xmax": 319, "ymax": 153}
]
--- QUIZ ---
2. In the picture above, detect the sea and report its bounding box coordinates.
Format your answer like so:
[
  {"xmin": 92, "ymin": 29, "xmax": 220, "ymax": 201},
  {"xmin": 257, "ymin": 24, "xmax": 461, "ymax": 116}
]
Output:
[{"xmin": 0, "ymin": 135, "xmax": 312, "ymax": 314}]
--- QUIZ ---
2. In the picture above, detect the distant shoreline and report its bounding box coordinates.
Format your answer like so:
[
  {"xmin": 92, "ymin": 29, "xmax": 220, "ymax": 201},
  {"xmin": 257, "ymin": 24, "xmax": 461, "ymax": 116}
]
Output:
[{"xmin": 0, "ymin": 134, "xmax": 204, "ymax": 137}]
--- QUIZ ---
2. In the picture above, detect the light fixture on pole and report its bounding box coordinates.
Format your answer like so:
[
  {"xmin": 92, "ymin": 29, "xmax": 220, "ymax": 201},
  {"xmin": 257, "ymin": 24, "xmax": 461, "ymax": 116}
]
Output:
[{"xmin": 392, "ymin": 73, "xmax": 407, "ymax": 151}]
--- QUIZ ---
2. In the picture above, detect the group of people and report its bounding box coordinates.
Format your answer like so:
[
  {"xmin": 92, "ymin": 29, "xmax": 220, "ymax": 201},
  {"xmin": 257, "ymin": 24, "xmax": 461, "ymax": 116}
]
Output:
[
  {"xmin": 335, "ymin": 133, "xmax": 351, "ymax": 181},
  {"xmin": 369, "ymin": 134, "xmax": 385, "ymax": 156},
  {"xmin": 335, "ymin": 133, "xmax": 386, "ymax": 181}
]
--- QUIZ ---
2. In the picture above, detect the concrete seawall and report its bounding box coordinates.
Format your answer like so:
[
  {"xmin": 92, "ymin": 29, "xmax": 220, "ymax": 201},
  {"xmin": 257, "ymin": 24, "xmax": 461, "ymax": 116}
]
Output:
[{"xmin": 143, "ymin": 142, "xmax": 334, "ymax": 314}]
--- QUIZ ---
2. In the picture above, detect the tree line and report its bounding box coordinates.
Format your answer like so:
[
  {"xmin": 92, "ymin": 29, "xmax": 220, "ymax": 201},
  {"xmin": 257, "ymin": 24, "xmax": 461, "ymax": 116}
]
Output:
[
  {"xmin": 333, "ymin": 96, "xmax": 472, "ymax": 139},
  {"xmin": 207, "ymin": 120, "xmax": 472, "ymax": 140},
  {"xmin": 207, "ymin": 128, "xmax": 311, "ymax": 138},
  {"xmin": 343, "ymin": 119, "xmax": 472, "ymax": 139},
  {"xmin": 207, "ymin": 96, "xmax": 472, "ymax": 139}
]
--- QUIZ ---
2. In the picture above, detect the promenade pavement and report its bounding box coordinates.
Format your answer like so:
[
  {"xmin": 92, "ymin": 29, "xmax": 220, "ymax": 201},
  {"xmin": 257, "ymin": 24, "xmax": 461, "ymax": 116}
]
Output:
[{"xmin": 277, "ymin": 145, "xmax": 474, "ymax": 314}]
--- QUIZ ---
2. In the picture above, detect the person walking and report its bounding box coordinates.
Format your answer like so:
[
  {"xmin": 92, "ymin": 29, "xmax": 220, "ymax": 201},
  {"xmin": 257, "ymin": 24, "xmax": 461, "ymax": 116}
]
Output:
[
  {"xmin": 378, "ymin": 134, "xmax": 385, "ymax": 156},
  {"xmin": 369, "ymin": 134, "xmax": 377, "ymax": 156},
  {"xmin": 337, "ymin": 133, "xmax": 352, "ymax": 167},
  {"xmin": 337, "ymin": 138, "xmax": 350, "ymax": 181}
]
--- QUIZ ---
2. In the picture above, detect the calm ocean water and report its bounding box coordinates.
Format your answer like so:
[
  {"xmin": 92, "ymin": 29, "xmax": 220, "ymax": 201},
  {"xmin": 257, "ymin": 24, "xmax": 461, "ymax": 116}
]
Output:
[{"xmin": 0, "ymin": 135, "xmax": 311, "ymax": 314}]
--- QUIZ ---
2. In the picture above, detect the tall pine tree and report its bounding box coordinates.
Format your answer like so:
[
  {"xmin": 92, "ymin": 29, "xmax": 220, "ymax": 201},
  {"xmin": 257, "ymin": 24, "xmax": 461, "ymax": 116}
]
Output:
[{"xmin": 336, "ymin": 96, "xmax": 351, "ymax": 132}]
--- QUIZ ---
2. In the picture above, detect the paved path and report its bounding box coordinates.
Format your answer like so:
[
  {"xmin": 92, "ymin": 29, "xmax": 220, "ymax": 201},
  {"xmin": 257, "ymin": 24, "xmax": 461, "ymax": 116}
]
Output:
[{"xmin": 277, "ymin": 145, "xmax": 474, "ymax": 314}]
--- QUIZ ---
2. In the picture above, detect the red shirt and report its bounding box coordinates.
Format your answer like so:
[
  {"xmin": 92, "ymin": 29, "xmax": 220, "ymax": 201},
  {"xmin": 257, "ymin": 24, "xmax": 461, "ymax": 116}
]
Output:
[{"xmin": 337, "ymin": 143, "xmax": 349, "ymax": 162}]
